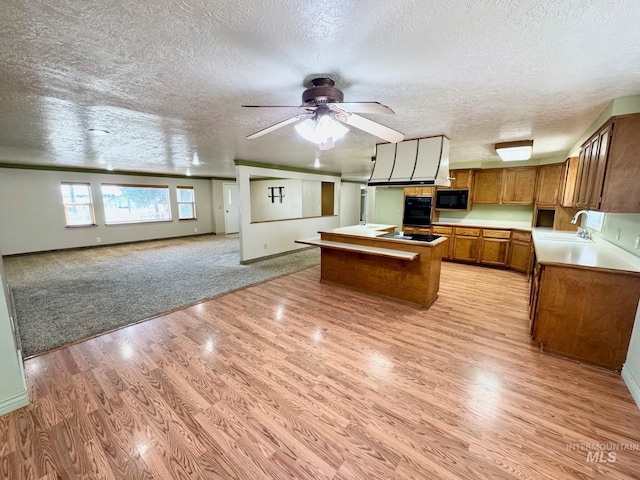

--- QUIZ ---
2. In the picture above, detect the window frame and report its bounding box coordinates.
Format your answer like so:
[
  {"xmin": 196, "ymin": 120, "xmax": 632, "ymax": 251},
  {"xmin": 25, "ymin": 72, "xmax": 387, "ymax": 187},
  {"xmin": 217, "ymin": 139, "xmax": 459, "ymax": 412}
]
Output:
[
  {"xmin": 176, "ymin": 186, "xmax": 197, "ymax": 220},
  {"xmin": 101, "ymin": 183, "xmax": 172, "ymax": 225},
  {"xmin": 61, "ymin": 182, "xmax": 97, "ymax": 227}
]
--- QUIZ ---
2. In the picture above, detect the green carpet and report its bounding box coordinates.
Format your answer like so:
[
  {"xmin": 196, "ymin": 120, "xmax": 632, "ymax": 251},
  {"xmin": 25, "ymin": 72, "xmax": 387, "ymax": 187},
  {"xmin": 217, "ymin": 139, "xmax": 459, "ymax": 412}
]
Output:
[{"xmin": 3, "ymin": 234, "xmax": 320, "ymax": 357}]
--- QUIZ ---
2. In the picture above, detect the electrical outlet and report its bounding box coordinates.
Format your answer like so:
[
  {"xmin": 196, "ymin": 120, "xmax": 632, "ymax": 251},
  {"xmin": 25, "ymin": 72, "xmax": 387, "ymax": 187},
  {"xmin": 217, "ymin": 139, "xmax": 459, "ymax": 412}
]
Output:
[
  {"xmin": 616, "ymin": 229, "xmax": 621, "ymax": 241},
  {"xmin": 635, "ymin": 235, "xmax": 640, "ymax": 249},
  {"xmin": 96, "ymin": 237, "xmax": 102, "ymax": 243},
  {"xmin": 194, "ymin": 227, "xmax": 198, "ymax": 233},
  {"xmin": 264, "ymin": 243, "xmax": 268, "ymax": 249}
]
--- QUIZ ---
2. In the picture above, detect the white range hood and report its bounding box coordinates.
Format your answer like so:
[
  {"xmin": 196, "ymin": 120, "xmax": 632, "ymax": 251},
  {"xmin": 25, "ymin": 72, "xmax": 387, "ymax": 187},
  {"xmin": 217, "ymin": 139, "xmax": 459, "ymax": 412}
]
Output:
[{"xmin": 368, "ymin": 135, "xmax": 450, "ymax": 187}]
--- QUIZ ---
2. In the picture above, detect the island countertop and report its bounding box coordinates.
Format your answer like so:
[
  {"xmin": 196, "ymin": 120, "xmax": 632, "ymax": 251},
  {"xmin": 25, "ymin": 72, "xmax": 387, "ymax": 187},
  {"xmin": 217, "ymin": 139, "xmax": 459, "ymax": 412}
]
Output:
[
  {"xmin": 317, "ymin": 224, "xmax": 448, "ymax": 247},
  {"xmin": 317, "ymin": 224, "xmax": 398, "ymax": 237}
]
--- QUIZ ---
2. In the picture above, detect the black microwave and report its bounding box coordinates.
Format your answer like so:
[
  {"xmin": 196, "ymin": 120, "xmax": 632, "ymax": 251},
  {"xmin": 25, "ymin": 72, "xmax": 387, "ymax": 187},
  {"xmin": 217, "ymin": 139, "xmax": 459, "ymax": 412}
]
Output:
[{"xmin": 435, "ymin": 189, "xmax": 469, "ymax": 210}]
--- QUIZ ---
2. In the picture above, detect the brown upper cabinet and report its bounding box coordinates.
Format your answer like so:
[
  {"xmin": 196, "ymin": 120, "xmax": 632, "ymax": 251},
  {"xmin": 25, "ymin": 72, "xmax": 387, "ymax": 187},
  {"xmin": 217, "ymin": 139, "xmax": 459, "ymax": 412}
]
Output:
[
  {"xmin": 501, "ymin": 167, "xmax": 538, "ymax": 205},
  {"xmin": 473, "ymin": 167, "xmax": 537, "ymax": 205},
  {"xmin": 535, "ymin": 164, "xmax": 564, "ymax": 206},
  {"xmin": 560, "ymin": 157, "xmax": 579, "ymax": 208},
  {"xmin": 573, "ymin": 114, "xmax": 640, "ymax": 212},
  {"xmin": 404, "ymin": 186, "xmax": 435, "ymax": 196},
  {"xmin": 472, "ymin": 169, "xmax": 503, "ymax": 204},
  {"xmin": 447, "ymin": 169, "xmax": 474, "ymax": 189}
]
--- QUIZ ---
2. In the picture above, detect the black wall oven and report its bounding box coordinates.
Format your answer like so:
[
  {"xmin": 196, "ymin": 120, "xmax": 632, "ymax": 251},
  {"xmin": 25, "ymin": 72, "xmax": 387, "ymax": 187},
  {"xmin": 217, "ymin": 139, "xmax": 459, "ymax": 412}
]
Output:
[{"xmin": 403, "ymin": 196, "xmax": 432, "ymax": 227}]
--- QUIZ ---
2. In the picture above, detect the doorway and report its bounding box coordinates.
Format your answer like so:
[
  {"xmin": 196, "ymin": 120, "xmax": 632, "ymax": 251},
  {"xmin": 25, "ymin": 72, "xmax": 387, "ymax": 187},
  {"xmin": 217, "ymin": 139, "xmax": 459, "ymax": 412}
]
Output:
[{"xmin": 223, "ymin": 183, "xmax": 239, "ymax": 234}]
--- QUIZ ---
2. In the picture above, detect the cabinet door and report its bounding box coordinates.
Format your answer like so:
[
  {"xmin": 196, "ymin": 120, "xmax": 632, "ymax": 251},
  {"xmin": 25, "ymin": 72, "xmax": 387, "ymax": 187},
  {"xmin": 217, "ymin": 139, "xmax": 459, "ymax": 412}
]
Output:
[
  {"xmin": 536, "ymin": 164, "xmax": 563, "ymax": 206},
  {"xmin": 452, "ymin": 235, "xmax": 479, "ymax": 262},
  {"xmin": 583, "ymin": 135, "xmax": 602, "ymax": 209},
  {"xmin": 529, "ymin": 263, "xmax": 542, "ymax": 333},
  {"xmin": 432, "ymin": 226, "xmax": 453, "ymax": 260},
  {"xmin": 587, "ymin": 124, "xmax": 611, "ymax": 210},
  {"xmin": 473, "ymin": 169, "xmax": 502, "ymax": 204},
  {"xmin": 479, "ymin": 238, "xmax": 510, "ymax": 266},
  {"xmin": 573, "ymin": 148, "xmax": 587, "ymax": 207},
  {"xmin": 508, "ymin": 240, "xmax": 532, "ymax": 273},
  {"xmin": 405, "ymin": 186, "xmax": 435, "ymax": 196},
  {"xmin": 501, "ymin": 167, "xmax": 538, "ymax": 205},
  {"xmin": 449, "ymin": 169, "xmax": 473, "ymax": 189},
  {"xmin": 575, "ymin": 137, "xmax": 598, "ymax": 207},
  {"xmin": 561, "ymin": 157, "xmax": 579, "ymax": 208},
  {"xmin": 438, "ymin": 235, "xmax": 452, "ymax": 260}
]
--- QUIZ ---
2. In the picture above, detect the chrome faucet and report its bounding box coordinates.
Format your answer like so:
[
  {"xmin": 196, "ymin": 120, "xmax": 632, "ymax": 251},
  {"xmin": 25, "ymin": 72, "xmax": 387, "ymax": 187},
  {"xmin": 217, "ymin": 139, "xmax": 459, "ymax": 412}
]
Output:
[{"xmin": 571, "ymin": 210, "xmax": 591, "ymax": 239}]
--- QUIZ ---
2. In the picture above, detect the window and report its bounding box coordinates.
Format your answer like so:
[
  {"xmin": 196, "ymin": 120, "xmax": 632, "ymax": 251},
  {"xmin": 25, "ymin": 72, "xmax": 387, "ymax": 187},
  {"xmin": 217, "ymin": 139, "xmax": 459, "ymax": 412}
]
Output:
[
  {"xmin": 61, "ymin": 183, "xmax": 96, "ymax": 227},
  {"xmin": 101, "ymin": 184, "xmax": 171, "ymax": 224},
  {"xmin": 177, "ymin": 186, "xmax": 196, "ymax": 220}
]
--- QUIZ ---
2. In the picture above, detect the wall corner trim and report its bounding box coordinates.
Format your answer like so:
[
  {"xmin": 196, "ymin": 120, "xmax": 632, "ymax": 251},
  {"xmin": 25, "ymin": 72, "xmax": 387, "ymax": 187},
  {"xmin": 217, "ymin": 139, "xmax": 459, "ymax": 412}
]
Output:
[{"xmin": 622, "ymin": 364, "xmax": 640, "ymax": 410}]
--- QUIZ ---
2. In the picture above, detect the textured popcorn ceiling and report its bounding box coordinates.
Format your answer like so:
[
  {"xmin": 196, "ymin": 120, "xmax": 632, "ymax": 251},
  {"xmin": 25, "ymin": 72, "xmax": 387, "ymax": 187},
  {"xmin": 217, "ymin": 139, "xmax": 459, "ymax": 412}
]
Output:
[{"xmin": 1, "ymin": 0, "xmax": 640, "ymax": 179}]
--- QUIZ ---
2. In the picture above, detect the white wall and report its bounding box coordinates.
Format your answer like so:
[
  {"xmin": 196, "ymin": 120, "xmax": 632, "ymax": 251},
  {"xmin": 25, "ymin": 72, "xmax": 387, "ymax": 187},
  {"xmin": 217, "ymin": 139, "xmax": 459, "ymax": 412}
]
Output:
[
  {"xmin": 0, "ymin": 253, "xmax": 28, "ymax": 416},
  {"xmin": 236, "ymin": 164, "xmax": 341, "ymax": 262},
  {"xmin": 623, "ymin": 299, "xmax": 640, "ymax": 409},
  {"xmin": 250, "ymin": 179, "xmax": 303, "ymax": 222},
  {"xmin": 210, "ymin": 180, "xmax": 227, "ymax": 234},
  {"xmin": 340, "ymin": 182, "xmax": 363, "ymax": 227},
  {"xmin": 302, "ymin": 180, "xmax": 322, "ymax": 218},
  {"xmin": 0, "ymin": 168, "xmax": 215, "ymax": 255}
]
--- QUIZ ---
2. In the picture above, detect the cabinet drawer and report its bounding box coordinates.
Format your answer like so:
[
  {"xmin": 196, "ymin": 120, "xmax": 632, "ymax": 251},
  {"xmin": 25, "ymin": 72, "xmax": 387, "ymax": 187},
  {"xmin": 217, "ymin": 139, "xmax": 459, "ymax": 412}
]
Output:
[
  {"xmin": 455, "ymin": 227, "xmax": 481, "ymax": 236},
  {"xmin": 482, "ymin": 229, "xmax": 511, "ymax": 239},
  {"xmin": 432, "ymin": 226, "xmax": 453, "ymax": 235},
  {"xmin": 512, "ymin": 230, "xmax": 532, "ymax": 242}
]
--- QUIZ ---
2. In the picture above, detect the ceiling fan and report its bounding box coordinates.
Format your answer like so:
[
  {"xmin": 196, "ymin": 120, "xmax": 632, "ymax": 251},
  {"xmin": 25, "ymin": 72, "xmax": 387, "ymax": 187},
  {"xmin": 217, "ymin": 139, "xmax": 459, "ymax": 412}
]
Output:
[{"xmin": 242, "ymin": 77, "xmax": 405, "ymax": 150}]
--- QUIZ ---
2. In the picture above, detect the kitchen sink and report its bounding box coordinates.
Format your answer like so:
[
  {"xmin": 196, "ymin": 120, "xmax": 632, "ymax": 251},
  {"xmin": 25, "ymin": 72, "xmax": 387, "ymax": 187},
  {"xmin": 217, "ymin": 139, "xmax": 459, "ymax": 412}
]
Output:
[{"xmin": 537, "ymin": 232, "xmax": 594, "ymax": 243}]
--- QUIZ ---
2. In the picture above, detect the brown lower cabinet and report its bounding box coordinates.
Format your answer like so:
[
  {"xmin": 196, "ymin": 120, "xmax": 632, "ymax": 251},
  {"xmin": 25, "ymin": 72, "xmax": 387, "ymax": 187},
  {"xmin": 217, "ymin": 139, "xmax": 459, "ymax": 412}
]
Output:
[
  {"xmin": 452, "ymin": 228, "xmax": 481, "ymax": 263},
  {"xmin": 530, "ymin": 263, "xmax": 640, "ymax": 370},
  {"xmin": 478, "ymin": 229, "xmax": 510, "ymax": 266},
  {"xmin": 402, "ymin": 226, "xmax": 431, "ymax": 235},
  {"xmin": 434, "ymin": 225, "xmax": 531, "ymax": 273},
  {"xmin": 509, "ymin": 230, "xmax": 533, "ymax": 273},
  {"xmin": 431, "ymin": 225, "xmax": 453, "ymax": 260}
]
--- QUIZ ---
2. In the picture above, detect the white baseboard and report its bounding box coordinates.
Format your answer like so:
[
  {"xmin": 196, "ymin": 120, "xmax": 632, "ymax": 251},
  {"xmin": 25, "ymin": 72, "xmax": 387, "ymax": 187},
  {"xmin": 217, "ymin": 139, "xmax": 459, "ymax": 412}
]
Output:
[
  {"xmin": 622, "ymin": 364, "xmax": 640, "ymax": 410},
  {"xmin": 0, "ymin": 390, "xmax": 29, "ymax": 417}
]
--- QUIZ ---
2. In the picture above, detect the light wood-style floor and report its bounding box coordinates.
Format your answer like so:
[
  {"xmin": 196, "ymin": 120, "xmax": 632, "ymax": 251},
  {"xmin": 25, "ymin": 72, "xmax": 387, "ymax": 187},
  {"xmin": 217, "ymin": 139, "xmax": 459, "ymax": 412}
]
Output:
[{"xmin": 2, "ymin": 262, "xmax": 639, "ymax": 479}]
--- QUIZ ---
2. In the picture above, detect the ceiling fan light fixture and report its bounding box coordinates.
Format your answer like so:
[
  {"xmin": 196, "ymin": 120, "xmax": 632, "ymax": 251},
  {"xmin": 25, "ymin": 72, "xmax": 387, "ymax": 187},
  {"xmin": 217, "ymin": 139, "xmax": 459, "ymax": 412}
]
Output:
[
  {"xmin": 89, "ymin": 128, "xmax": 110, "ymax": 135},
  {"xmin": 495, "ymin": 140, "xmax": 534, "ymax": 161},
  {"xmin": 295, "ymin": 114, "xmax": 348, "ymax": 149}
]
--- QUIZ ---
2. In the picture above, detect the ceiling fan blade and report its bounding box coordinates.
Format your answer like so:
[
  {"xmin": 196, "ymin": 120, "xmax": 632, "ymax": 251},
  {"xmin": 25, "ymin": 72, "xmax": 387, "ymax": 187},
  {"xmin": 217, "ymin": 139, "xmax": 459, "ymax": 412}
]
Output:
[
  {"xmin": 331, "ymin": 102, "xmax": 395, "ymax": 115},
  {"xmin": 328, "ymin": 105, "xmax": 404, "ymax": 143},
  {"xmin": 246, "ymin": 113, "xmax": 313, "ymax": 139},
  {"xmin": 242, "ymin": 105, "xmax": 303, "ymax": 108}
]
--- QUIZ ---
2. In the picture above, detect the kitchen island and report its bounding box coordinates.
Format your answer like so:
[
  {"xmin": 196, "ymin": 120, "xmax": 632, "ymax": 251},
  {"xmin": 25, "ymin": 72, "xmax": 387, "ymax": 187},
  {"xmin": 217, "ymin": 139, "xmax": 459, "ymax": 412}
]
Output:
[{"xmin": 296, "ymin": 224, "xmax": 447, "ymax": 307}]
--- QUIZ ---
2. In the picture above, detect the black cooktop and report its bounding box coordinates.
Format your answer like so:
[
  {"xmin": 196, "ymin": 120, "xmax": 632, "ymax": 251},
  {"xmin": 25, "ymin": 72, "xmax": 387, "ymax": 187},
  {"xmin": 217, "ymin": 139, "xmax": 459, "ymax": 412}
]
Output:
[{"xmin": 377, "ymin": 232, "xmax": 441, "ymax": 243}]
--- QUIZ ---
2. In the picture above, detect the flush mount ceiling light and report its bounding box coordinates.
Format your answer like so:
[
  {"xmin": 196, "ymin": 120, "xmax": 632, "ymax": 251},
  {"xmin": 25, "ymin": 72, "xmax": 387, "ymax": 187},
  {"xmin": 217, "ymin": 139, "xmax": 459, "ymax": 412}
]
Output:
[
  {"xmin": 295, "ymin": 112, "xmax": 349, "ymax": 150},
  {"xmin": 495, "ymin": 140, "xmax": 534, "ymax": 161}
]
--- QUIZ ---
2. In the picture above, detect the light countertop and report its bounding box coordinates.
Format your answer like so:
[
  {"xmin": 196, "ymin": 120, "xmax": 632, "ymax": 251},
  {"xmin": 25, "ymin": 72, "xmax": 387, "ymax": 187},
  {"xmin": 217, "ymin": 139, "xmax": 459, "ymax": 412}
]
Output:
[
  {"xmin": 532, "ymin": 229, "xmax": 640, "ymax": 274},
  {"xmin": 434, "ymin": 219, "xmax": 532, "ymax": 230},
  {"xmin": 318, "ymin": 224, "xmax": 398, "ymax": 237},
  {"xmin": 317, "ymin": 224, "xmax": 447, "ymax": 247}
]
